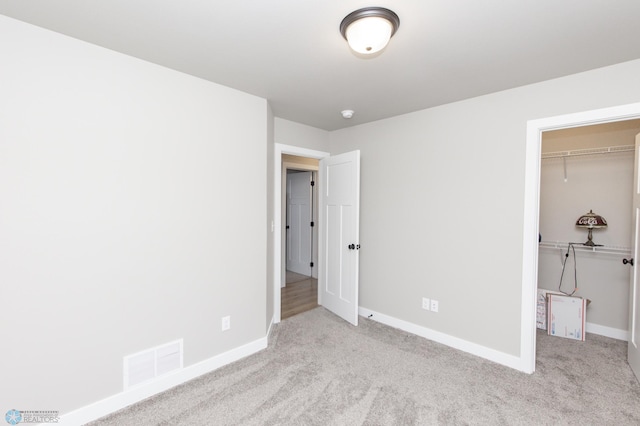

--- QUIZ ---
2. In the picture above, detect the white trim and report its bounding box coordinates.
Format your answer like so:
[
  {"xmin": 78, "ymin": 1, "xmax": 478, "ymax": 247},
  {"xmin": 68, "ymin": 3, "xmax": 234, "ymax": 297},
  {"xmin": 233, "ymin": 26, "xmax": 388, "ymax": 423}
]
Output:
[
  {"xmin": 523, "ymin": 102, "xmax": 640, "ymax": 374},
  {"xmin": 267, "ymin": 314, "xmax": 275, "ymax": 339},
  {"xmin": 273, "ymin": 144, "xmax": 329, "ymax": 324},
  {"xmin": 586, "ymin": 322, "xmax": 629, "ymax": 341},
  {"xmin": 59, "ymin": 337, "xmax": 267, "ymax": 426},
  {"xmin": 359, "ymin": 307, "xmax": 523, "ymax": 372},
  {"xmin": 520, "ymin": 121, "xmax": 542, "ymax": 374}
]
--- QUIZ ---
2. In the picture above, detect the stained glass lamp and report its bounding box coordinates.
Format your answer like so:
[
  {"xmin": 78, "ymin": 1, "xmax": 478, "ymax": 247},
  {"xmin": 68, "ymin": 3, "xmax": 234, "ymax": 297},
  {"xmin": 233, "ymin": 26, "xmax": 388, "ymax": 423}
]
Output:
[{"xmin": 576, "ymin": 210, "xmax": 607, "ymax": 247}]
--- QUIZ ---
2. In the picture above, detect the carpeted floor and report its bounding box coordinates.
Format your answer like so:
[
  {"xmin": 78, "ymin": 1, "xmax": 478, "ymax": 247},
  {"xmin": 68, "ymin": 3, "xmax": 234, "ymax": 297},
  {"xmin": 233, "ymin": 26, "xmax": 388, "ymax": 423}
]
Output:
[{"xmin": 89, "ymin": 307, "xmax": 640, "ymax": 425}]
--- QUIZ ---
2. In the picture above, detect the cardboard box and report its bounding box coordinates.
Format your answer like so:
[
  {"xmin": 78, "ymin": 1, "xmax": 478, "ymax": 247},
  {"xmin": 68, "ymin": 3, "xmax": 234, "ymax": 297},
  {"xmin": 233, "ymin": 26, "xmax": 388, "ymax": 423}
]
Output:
[
  {"xmin": 547, "ymin": 293, "xmax": 587, "ymax": 341},
  {"xmin": 536, "ymin": 289, "xmax": 564, "ymax": 330},
  {"xmin": 536, "ymin": 289, "xmax": 548, "ymax": 330}
]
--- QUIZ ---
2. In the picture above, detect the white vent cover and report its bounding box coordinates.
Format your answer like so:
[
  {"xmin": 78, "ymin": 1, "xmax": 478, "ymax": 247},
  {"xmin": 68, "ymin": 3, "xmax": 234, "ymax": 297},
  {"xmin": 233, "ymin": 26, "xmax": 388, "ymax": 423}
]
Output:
[{"xmin": 123, "ymin": 339, "xmax": 183, "ymax": 389}]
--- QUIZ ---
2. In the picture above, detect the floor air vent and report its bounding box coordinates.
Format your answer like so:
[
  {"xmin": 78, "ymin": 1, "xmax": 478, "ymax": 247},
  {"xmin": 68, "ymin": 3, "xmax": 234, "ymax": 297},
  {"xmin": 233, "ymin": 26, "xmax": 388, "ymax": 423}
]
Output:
[{"xmin": 123, "ymin": 339, "xmax": 183, "ymax": 389}]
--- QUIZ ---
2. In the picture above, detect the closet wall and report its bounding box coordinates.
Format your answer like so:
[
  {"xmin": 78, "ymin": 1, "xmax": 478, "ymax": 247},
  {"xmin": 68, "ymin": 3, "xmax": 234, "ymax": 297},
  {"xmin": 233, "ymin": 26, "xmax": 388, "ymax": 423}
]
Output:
[{"xmin": 538, "ymin": 120, "xmax": 640, "ymax": 338}]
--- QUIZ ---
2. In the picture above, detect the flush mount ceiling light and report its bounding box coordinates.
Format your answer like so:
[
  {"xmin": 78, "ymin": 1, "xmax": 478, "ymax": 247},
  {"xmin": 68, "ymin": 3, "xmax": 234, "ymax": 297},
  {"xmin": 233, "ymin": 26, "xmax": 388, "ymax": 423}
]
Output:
[{"xmin": 340, "ymin": 7, "xmax": 400, "ymax": 55}]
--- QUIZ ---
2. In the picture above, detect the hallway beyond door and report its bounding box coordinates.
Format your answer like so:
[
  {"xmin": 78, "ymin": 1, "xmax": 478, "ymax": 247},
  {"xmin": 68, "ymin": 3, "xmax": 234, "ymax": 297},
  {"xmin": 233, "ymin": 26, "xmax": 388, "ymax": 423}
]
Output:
[{"xmin": 281, "ymin": 271, "xmax": 318, "ymax": 320}]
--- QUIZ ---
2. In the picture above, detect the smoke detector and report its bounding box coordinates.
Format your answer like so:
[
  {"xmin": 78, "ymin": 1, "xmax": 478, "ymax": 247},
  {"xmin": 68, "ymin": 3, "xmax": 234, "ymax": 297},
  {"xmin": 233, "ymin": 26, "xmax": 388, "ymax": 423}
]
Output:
[{"xmin": 341, "ymin": 109, "xmax": 354, "ymax": 119}]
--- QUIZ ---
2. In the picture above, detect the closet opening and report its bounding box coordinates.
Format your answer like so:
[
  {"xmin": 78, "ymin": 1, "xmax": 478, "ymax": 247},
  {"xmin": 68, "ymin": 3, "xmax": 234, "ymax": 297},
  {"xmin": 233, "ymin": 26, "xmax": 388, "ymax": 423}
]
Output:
[
  {"xmin": 522, "ymin": 102, "xmax": 640, "ymax": 375},
  {"xmin": 537, "ymin": 120, "xmax": 640, "ymax": 345}
]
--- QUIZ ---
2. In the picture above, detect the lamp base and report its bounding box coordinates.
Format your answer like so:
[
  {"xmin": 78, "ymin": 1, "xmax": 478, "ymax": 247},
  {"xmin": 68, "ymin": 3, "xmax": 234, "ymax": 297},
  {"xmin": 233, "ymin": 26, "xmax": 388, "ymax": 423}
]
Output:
[
  {"xmin": 583, "ymin": 240, "xmax": 603, "ymax": 247},
  {"xmin": 582, "ymin": 228, "xmax": 603, "ymax": 247}
]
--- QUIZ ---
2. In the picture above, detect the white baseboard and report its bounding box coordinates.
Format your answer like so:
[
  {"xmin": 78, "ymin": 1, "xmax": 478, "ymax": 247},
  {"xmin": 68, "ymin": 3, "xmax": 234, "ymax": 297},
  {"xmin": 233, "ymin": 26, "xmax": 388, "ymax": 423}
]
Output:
[
  {"xmin": 59, "ymin": 336, "xmax": 268, "ymax": 426},
  {"xmin": 586, "ymin": 322, "xmax": 628, "ymax": 341},
  {"xmin": 359, "ymin": 307, "xmax": 525, "ymax": 372}
]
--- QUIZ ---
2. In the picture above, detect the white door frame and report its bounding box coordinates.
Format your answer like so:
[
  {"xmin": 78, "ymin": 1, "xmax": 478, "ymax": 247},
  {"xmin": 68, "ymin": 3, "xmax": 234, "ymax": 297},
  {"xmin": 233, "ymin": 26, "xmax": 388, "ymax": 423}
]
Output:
[
  {"xmin": 273, "ymin": 144, "xmax": 330, "ymax": 324},
  {"xmin": 629, "ymin": 134, "xmax": 640, "ymax": 380},
  {"xmin": 522, "ymin": 102, "xmax": 640, "ymax": 373}
]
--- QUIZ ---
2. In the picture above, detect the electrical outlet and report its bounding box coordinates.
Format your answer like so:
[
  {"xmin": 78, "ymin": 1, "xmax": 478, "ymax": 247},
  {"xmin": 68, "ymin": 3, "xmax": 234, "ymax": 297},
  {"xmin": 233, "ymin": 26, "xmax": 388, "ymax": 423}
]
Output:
[
  {"xmin": 221, "ymin": 316, "xmax": 231, "ymax": 331},
  {"xmin": 422, "ymin": 297, "xmax": 431, "ymax": 310},
  {"xmin": 430, "ymin": 300, "xmax": 439, "ymax": 313}
]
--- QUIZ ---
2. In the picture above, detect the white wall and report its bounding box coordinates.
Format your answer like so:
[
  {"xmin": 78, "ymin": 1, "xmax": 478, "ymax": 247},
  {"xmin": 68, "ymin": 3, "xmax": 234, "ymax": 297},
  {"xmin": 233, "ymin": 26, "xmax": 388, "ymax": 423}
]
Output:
[
  {"xmin": 0, "ymin": 16, "xmax": 267, "ymax": 415},
  {"xmin": 275, "ymin": 118, "xmax": 330, "ymax": 152},
  {"xmin": 328, "ymin": 59, "xmax": 640, "ymax": 357}
]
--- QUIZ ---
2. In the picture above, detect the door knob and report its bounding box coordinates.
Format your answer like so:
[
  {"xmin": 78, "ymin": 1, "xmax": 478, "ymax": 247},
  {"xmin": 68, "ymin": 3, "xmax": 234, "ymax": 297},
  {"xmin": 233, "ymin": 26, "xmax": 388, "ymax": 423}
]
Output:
[
  {"xmin": 623, "ymin": 258, "xmax": 634, "ymax": 266},
  {"xmin": 348, "ymin": 244, "xmax": 355, "ymax": 250}
]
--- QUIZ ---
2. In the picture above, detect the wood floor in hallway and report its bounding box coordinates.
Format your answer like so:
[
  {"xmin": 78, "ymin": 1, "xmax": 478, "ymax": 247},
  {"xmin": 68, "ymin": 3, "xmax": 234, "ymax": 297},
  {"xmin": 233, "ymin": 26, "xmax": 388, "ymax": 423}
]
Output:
[{"xmin": 281, "ymin": 271, "xmax": 318, "ymax": 320}]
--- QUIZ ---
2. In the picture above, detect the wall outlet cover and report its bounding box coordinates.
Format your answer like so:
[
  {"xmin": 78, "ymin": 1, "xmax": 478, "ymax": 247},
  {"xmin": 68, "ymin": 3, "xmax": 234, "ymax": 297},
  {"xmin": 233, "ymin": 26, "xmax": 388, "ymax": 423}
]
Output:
[
  {"xmin": 221, "ymin": 316, "xmax": 231, "ymax": 331},
  {"xmin": 422, "ymin": 297, "xmax": 430, "ymax": 310}
]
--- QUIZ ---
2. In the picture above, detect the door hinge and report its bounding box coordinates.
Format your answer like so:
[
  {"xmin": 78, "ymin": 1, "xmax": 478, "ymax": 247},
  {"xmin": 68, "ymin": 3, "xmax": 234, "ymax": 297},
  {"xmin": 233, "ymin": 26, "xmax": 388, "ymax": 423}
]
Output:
[
  {"xmin": 310, "ymin": 180, "xmax": 315, "ymax": 186},
  {"xmin": 310, "ymin": 221, "xmax": 314, "ymax": 227},
  {"xmin": 310, "ymin": 262, "xmax": 314, "ymax": 267}
]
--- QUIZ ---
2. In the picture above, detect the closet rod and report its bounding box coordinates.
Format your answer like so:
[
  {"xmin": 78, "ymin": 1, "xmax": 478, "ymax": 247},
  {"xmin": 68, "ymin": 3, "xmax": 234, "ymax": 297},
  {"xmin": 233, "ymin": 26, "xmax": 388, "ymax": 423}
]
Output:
[
  {"xmin": 542, "ymin": 145, "xmax": 634, "ymax": 160},
  {"xmin": 539, "ymin": 241, "xmax": 631, "ymax": 256}
]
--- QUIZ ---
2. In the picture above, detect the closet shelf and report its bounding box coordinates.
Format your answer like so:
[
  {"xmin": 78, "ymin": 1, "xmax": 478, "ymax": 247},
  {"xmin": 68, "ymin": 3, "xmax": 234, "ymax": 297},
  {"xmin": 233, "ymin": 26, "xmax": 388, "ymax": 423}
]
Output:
[
  {"xmin": 541, "ymin": 145, "xmax": 634, "ymax": 160},
  {"xmin": 539, "ymin": 241, "xmax": 631, "ymax": 256}
]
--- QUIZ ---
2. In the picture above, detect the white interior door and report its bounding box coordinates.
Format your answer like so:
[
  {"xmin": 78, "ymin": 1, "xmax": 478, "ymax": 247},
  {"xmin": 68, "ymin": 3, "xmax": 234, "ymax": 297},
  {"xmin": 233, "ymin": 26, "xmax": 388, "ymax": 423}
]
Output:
[
  {"xmin": 629, "ymin": 133, "xmax": 640, "ymax": 381},
  {"xmin": 318, "ymin": 150, "xmax": 360, "ymax": 325},
  {"xmin": 286, "ymin": 171, "xmax": 312, "ymax": 276}
]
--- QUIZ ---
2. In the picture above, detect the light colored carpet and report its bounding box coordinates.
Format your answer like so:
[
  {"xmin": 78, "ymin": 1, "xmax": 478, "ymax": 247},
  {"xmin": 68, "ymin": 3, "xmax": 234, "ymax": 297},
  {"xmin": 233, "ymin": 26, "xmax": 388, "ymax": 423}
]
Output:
[{"xmin": 89, "ymin": 307, "xmax": 640, "ymax": 425}]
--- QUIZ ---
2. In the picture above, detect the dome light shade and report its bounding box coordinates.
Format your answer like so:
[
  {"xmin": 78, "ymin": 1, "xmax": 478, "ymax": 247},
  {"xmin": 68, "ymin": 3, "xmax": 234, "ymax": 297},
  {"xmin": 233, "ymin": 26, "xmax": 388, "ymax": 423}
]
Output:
[
  {"xmin": 340, "ymin": 7, "xmax": 400, "ymax": 55},
  {"xmin": 345, "ymin": 16, "xmax": 393, "ymax": 54}
]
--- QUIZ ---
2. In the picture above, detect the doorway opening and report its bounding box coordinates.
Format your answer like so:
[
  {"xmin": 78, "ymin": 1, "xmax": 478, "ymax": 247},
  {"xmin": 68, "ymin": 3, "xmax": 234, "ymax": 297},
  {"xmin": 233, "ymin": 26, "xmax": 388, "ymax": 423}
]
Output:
[
  {"xmin": 521, "ymin": 102, "xmax": 640, "ymax": 374},
  {"xmin": 283, "ymin": 161, "xmax": 319, "ymax": 320},
  {"xmin": 273, "ymin": 144, "xmax": 329, "ymax": 324}
]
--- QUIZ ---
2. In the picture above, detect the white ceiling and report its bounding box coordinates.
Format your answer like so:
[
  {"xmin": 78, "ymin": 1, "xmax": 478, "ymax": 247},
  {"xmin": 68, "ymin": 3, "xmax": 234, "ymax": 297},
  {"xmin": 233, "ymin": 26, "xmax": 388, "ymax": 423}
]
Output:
[{"xmin": 2, "ymin": 1, "xmax": 640, "ymax": 131}]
